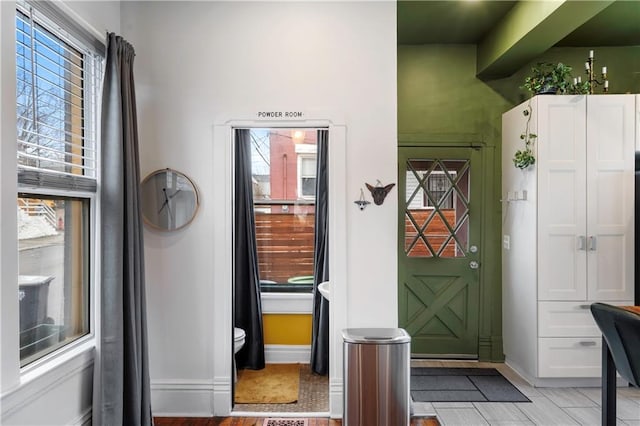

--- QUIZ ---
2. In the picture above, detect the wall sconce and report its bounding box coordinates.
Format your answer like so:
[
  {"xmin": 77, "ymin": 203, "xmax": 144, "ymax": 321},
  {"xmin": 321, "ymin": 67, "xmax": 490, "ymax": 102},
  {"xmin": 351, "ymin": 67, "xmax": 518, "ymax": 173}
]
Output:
[
  {"xmin": 584, "ymin": 50, "xmax": 609, "ymax": 94},
  {"xmin": 354, "ymin": 188, "xmax": 370, "ymax": 211}
]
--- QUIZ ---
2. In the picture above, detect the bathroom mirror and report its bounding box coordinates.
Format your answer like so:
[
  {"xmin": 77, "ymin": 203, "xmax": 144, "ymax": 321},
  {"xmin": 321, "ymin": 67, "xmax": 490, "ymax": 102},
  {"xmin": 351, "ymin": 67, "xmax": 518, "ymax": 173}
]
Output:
[{"xmin": 140, "ymin": 168, "xmax": 199, "ymax": 231}]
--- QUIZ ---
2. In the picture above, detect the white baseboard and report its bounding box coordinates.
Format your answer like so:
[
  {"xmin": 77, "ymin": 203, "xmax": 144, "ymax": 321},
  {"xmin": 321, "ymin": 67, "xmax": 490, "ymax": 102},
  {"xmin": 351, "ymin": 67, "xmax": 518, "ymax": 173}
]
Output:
[
  {"xmin": 265, "ymin": 344, "xmax": 310, "ymax": 364},
  {"xmin": 329, "ymin": 378, "xmax": 343, "ymax": 419},
  {"xmin": 213, "ymin": 376, "xmax": 233, "ymax": 417},
  {"xmin": 151, "ymin": 380, "xmax": 214, "ymax": 417}
]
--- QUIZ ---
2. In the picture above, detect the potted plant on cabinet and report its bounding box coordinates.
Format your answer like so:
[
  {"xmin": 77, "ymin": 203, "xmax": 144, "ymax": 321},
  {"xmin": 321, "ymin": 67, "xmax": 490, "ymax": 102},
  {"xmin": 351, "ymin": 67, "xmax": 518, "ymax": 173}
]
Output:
[
  {"xmin": 516, "ymin": 61, "xmax": 593, "ymax": 168},
  {"xmin": 521, "ymin": 62, "xmax": 574, "ymax": 95}
]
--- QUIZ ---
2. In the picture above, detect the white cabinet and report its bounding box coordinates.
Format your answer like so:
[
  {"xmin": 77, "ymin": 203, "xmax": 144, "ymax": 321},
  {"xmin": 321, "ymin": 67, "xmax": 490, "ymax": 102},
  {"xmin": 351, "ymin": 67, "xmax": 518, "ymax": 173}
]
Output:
[{"xmin": 502, "ymin": 95, "xmax": 637, "ymax": 384}]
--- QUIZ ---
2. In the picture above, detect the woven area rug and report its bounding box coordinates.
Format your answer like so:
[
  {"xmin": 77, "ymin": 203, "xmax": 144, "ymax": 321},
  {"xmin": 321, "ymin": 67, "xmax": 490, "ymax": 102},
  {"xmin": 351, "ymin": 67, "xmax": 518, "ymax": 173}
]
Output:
[
  {"xmin": 235, "ymin": 363, "xmax": 300, "ymax": 404},
  {"xmin": 261, "ymin": 419, "xmax": 308, "ymax": 426},
  {"xmin": 411, "ymin": 367, "xmax": 530, "ymax": 403}
]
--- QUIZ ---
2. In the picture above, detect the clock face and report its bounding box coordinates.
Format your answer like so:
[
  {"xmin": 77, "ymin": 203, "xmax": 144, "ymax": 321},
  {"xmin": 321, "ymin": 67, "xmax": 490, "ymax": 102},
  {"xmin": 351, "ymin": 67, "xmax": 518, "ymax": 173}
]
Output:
[{"xmin": 140, "ymin": 169, "xmax": 199, "ymax": 231}]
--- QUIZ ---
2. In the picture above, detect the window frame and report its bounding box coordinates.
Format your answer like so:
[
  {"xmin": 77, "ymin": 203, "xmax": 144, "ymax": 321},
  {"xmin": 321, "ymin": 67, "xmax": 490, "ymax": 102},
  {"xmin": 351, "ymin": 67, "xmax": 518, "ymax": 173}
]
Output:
[
  {"xmin": 15, "ymin": 2, "xmax": 101, "ymax": 184},
  {"xmin": 14, "ymin": 0, "xmax": 102, "ymax": 370},
  {"xmin": 297, "ymin": 154, "xmax": 317, "ymax": 200},
  {"xmin": 423, "ymin": 170, "xmax": 457, "ymax": 209},
  {"xmin": 294, "ymin": 142, "xmax": 317, "ymax": 201},
  {"xmin": 16, "ymin": 188, "xmax": 97, "ymax": 370},
  {"xmin": 247, "ymin": 128, "xmax": 319, "ymax": 293}
]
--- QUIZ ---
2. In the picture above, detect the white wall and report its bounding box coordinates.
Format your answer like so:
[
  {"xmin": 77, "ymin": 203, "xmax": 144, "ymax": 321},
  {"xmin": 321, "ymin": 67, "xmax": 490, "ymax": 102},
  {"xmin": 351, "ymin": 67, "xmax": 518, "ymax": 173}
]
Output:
[
  {"xmin": 120, "ymin": 0, "xmax": 397, "ymax": 416},
  {"xmin": 62, "ymin": 1, "xmax": 121, "ymax": 37},
  {"xmin": 0, "ymin": 1, "xmax": 119, "ymax": 424}
]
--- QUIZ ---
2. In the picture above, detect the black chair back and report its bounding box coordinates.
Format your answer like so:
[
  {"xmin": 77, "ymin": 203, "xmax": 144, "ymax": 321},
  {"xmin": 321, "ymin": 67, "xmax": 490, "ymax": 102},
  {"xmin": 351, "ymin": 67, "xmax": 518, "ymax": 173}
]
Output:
[{"xmin": 590, "ymin": 302, "xmax": 640, "ymax": 387}]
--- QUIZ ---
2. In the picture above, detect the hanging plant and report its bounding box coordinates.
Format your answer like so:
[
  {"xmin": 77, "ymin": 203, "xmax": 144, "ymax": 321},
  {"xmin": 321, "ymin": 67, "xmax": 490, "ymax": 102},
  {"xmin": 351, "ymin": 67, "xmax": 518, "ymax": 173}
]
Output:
[{"xmin": 513, "ymin": 103, "xmax": 537, "ymax": 169}]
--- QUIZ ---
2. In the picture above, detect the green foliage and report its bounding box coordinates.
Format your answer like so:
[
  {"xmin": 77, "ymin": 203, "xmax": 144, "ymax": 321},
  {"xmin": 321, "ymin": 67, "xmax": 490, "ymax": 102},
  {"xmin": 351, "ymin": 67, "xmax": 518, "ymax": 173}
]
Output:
[
  {"xmin": 517, "ymin": 61, "xmax": 590, "ymax": 167},
  {"xmin": 568, "ymin": 80, "xmax": 590, "ymax": 95},
  {"xmin": 513, "ymin": 141, "xmax": 536, "ymax": 169},
  {"xmin": 513, "ymin": 104, "xmax": 537, "ymax": 169},
  {"xmin": 521, "ymin": 62, "xmax": 574, "ymax": 95}
]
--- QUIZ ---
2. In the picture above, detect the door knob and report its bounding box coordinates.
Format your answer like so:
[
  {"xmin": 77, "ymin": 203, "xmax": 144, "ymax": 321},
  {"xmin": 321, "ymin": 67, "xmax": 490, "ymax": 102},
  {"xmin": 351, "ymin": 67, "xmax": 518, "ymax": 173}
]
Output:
[{"xmin": 469, "ymin": 261, "xmax": 479, "ymax": 270}]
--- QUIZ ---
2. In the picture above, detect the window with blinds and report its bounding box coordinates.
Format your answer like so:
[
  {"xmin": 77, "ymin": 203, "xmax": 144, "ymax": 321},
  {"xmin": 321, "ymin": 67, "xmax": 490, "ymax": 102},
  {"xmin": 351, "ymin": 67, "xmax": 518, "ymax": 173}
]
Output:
[
  {"xmin": 15, "ymin": 1, "xmax": 103, "ymax": 366},
  {"xmin": 16, "ymin": 3, "xmax": 101, "ymax": 191}
]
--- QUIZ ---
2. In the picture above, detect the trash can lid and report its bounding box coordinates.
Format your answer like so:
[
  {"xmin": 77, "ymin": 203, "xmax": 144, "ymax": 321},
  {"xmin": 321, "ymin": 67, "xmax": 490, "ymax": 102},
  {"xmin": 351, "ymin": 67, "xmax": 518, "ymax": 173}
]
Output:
[
  {"xmin": 342, "ymin": 328, "xmax": 411, "ymax": 344},
  {"xmin": 18, "ymin": 275, "xmax": 54, "ymax": 286}
]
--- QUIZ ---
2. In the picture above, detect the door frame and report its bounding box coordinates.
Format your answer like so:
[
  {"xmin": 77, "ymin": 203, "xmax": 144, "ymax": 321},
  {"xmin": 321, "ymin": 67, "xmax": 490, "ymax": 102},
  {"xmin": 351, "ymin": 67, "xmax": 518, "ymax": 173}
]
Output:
[
  {"xmin": 398, "ymin": 134, "xmax": 502, "ymax": 361},
  {"xmin": 398, "ymin": 146, "xmax": 482, "ymax": 358},
  {"xmin": 212, "ymin": 114, "xmax": 348, "ymax": 417}
]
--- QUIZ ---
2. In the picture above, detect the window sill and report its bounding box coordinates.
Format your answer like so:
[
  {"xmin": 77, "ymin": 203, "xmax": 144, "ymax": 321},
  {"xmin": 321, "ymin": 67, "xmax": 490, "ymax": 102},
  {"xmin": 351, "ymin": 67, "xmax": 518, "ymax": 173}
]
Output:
[
  {"xmin": 261, "ymin": 283, "xmax": 312, "ymax": 293},
  {"xmin": 261, "ymin": 292, "xmax": 313, "ymax": 314},
  {"xmin": 20, "ymin": 335, "xmax": 95, "ymax": 382}
]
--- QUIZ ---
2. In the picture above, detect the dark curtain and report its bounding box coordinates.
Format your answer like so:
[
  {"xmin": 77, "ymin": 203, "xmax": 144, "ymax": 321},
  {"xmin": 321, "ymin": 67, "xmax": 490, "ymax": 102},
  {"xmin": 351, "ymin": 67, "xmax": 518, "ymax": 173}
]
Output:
[
  {"xmin": 311, "ymin": 129, "xmax": 329, "ymax": 375},
  {"xmin": 95, "ymin": 33, "xmax": 152, "ymax": 425},
  {"xmin": 234, "ymin": 129, "xmax": 265, "ymax": 370}
]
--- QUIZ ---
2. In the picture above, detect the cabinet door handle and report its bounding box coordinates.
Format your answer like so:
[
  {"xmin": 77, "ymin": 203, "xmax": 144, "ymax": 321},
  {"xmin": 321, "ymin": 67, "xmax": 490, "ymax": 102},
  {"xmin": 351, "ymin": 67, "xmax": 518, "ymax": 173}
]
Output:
[
  {"xmin": 578, "ymin": 304, "xmax": 591, "ymax": 309},
  {"xmin": 579, "ymin": 341, "xmax": 597, "ymax": 346},
  {"xmin": 577, "ymin": 236, "xmax": 586, "ymax": 250},
  {"xmin": 588, "ymin": 236, "xmax": 597, "ymax": 251}
]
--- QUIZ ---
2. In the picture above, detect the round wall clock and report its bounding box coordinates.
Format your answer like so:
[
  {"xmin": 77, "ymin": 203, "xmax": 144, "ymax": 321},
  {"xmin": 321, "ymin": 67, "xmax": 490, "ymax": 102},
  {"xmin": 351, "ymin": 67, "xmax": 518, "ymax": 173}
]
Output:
[{"xmin": 140, "ymin": 168, "xmax": 199, "ymax": 231}]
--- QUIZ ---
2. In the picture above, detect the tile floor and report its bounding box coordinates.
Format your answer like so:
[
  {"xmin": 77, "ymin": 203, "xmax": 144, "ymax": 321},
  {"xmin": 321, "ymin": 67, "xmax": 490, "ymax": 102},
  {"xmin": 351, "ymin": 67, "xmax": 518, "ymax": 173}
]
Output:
[{"xmin": 411, "ymin": 360, "xmax": 640, "ymax": 426}]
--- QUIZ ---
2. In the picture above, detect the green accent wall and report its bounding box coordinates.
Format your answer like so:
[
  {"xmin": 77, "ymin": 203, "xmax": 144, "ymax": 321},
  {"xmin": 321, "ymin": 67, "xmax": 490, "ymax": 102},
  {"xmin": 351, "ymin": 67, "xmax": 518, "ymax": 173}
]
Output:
[
  {"xmin": 399, "ymin": 44, "xmax": 639, "ymax": 135},
  {"xmin": 487, "ymin": 45, "xmax": 640, "ymax": 105},
  {"xmin": 398, "ymin": 43, "xmax": 640, "ymax": 361},
  {"xmin": 399, "ymin": 45, "xmax": 511, "ymax": 142}
]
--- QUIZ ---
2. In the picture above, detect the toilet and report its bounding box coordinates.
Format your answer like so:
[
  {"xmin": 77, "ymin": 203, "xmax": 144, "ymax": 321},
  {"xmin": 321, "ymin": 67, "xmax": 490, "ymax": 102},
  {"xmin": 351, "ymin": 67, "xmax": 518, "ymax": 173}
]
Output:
[
  {"xmin": 233, "ymin": 327, "xmax": 246, "ymax": 354},
  {"xmin": 233, "ymin": 327, "xmax": 246, "ymax": 382}
]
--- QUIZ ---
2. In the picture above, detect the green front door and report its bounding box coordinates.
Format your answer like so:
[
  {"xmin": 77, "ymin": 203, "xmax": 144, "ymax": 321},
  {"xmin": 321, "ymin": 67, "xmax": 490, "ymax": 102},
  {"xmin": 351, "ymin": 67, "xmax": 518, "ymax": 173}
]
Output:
[{"xmin": 398, "ymin": 147, "xmax": 482, "ymax": 358}]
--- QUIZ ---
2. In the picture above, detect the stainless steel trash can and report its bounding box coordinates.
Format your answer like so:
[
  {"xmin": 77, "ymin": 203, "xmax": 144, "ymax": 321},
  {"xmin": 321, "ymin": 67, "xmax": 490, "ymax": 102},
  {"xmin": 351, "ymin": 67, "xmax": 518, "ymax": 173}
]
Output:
[{"xmin": 342, "ymin": 328, "xmax": 411, "ymax": 426}]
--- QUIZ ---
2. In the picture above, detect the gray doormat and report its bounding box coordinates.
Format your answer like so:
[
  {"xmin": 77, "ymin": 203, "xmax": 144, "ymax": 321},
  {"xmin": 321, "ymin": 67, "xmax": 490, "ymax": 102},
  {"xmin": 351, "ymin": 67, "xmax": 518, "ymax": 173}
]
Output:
[{"xmin": 411, "ymin": 367, "xmax": 531, "ymax": 403}]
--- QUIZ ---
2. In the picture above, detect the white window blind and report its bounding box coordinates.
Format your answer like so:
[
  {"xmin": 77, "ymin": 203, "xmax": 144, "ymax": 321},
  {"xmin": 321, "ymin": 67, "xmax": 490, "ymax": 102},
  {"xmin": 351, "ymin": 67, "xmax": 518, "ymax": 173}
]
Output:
[{"xmin": 16, "ymin": 3, "xmax": 102, "ymax": 191}]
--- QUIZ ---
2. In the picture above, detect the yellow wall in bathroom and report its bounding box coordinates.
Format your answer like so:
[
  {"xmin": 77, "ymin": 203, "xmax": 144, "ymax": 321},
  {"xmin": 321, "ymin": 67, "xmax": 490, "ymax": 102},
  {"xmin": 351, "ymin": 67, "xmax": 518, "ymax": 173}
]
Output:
[{"xmin": 263, "ymin": 314, "xmax": 312, "ymax": 345}]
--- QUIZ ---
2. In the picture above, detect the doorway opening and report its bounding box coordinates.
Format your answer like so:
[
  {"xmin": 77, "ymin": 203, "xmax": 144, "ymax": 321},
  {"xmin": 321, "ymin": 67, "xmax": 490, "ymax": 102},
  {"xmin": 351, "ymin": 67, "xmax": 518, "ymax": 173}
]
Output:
[{"xmin": 232, "ymin": 127, "xmax": 329, "ymax": 413}]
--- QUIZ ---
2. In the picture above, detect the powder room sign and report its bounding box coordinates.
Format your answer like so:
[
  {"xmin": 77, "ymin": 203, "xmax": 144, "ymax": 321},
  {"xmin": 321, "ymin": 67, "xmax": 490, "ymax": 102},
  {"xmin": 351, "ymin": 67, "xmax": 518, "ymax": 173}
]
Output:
[{"xmin": 256, "ymin": 111, "xmax": 304, "ymax": 119}]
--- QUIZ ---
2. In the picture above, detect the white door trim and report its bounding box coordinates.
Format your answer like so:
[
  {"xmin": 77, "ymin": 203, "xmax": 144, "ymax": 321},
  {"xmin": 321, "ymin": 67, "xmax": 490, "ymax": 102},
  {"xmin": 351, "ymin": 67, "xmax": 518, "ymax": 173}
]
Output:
[{"xmin": 211, "ymin": 113, "xmax": 347, "ymax": 417}]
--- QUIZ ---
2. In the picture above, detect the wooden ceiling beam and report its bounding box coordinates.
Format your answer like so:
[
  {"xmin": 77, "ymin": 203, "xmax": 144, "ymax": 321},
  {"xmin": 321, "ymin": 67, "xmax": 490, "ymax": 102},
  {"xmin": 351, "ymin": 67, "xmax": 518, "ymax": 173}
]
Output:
[{"xmin": 476, "ymin": 0, "xmax": 614, "ymax": 79}]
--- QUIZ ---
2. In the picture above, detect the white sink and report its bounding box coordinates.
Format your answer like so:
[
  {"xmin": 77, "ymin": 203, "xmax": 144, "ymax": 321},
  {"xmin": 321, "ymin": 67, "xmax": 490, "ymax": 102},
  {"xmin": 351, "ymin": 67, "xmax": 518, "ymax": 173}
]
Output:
[{"xmin": 318, "ymin": 281, "xmax": 330, "ymax": 301}]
